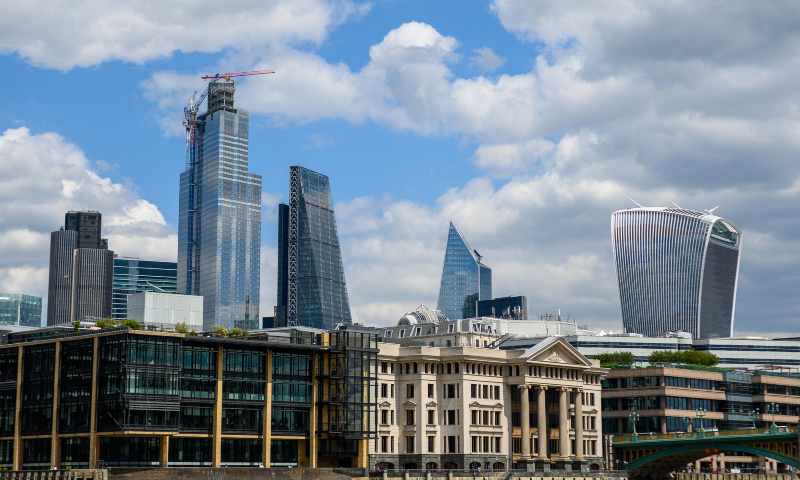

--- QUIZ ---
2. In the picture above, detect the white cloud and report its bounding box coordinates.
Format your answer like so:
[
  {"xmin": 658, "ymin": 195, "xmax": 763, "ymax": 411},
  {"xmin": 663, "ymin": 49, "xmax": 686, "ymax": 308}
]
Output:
[
  {"xmin": 0, "ymin": 127, "xmax": 177, "ymax": 319},
  {"xmin": 471, "ymin": 47, "xmax": 506, "ymax": 72},
  {"xmin": 0, "ymin": 0, "xmax": 370, "ymax": 70}
]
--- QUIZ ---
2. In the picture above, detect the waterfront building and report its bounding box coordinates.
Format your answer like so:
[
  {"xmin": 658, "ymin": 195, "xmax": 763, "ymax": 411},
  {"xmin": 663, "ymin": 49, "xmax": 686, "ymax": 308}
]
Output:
[
  {"xmin": 0, "ymin": 327, "xmax": 376, "ymax": 469},
  {"xmin": 126, "ymin": 291, "xmax": 202, "ymax": 331},
  {"xmin": 603, "ymin": 366, "xmax": 800, "ymax": 472},
  {"xmin": 370, "ymin": 337, "xmax": 606, "ymax": 471},
  {"xmin": 178, "ymin": 82, "xmax": 262, "ymax": 331},
  {"xmin": 47, "ymin": 211, "xmax": 114, "ymax": 325},
  {"xmin": 437, "ymin": 223, "xmax": 492, "ymax": 321},
  {"xmin": 0, "ymin": 294, "xmax": 41, "ymax": 327},
  {"xmin": 276, "ymin": 166, "xmax": 351, "ymax": 330},
  {"xmin": 611, "ymin": 206, "xmax": 742, "ymax": 339},
  {"xmin": 112, "ymin": 257, "xmax": 177, "ymax": 319}
]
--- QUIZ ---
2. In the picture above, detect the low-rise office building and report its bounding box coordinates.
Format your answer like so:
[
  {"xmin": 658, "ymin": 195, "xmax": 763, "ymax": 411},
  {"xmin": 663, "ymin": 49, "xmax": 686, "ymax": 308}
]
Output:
[
  {"xmin": 126, "ymin": 291, "xmax": 203, "ymax": 332},
  {"xmin": 0, "ymin": 327, "xmax": 377, "ymax": 470},
  {"xmin": 370, "ymin": 337, "xmax": 607, "ymax": 472},
  {"xmin": 603, "ymin": 366, "xmax": 800, "ymax": 472}
]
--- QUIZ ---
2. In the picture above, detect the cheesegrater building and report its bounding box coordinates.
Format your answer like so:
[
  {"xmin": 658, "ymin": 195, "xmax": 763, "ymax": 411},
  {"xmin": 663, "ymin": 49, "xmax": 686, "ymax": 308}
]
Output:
[
  {"xmin": 611, "ymin": 206, "xmax": 742, "ymax": 339},
  {"xmin": 276, "ymin": 166, "xmax": 352, "ymax": 330},
  {"xmin": 0, "ymin": 327, "xmax": 377, "ymax": 469},
  {"xmin": 437, "ymin": 222, "xmax": 492, "ymax": 321},
  {"xmin": 178, "ymin": 82, "xmax": 262, "ymax": 331}
]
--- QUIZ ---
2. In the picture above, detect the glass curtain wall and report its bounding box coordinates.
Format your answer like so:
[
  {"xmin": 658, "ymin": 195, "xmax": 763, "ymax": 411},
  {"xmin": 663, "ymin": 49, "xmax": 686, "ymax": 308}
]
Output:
[
  {"xmin": 179, "ymin": 344, "xmax": 216, "ymax": 432},
  {"xmin": 21, "ymin": 344, "xmax": 55, "ymax": 435},
  {"xmin": 58, "ymin": 339, "xmax": 93, "ymax": 432},
  {"xmin": 223, "ymin": 348, "xmax": 265, "ymax": 433},
  {"xmin": 437, "ymin": 222, "xmax": 492, "ymax": 320},
  {"xmin": 0, "ymin": 349, "xmax": 17, "ymax": 437}
]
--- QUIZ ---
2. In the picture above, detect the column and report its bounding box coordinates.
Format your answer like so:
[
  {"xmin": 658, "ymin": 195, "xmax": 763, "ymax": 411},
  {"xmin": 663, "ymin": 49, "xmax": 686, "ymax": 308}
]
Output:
[
  {"xmin": 519, "ymin": 385, "xmax": 531, "ymax": 459},
  {"xmin": 50, "ymin": 342, "xmax": 62, "ymax": 469},
  {"xmin": 574, "ymin": 389, "xmax": 583, "ymax": 460},
  {"xmin": 263, "ymin": 350, "xmax": 273, "ymax": 467},
  {"xmin": 88, "ymin": 338, "xmax": 99, "ymax": 469},
  {"xmin": 536, "ymin": 386, "xmax": 548, "ymax": 460},
  {"xmin": 558, "ymin": 388, "xmax": 569, "ymax": 458},
  {"xmin": 309, "ymin": 352, "xmax": 318, "ymax": 468},
  {"xmin": 12, "ymin": 346, "xmax": 22, "ymax": 471},
  {"xmin": 159, "ymin": 436, "xmax": 169, "ymax": 467},
  {"xmin": 212, "ymin": 345, "xmax": 223, "ymax": 467}
]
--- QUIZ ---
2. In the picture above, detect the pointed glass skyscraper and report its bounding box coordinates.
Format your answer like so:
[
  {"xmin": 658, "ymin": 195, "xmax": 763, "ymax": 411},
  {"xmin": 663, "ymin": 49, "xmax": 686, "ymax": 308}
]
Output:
[
  {"xmin": 178, "ymin": 82, "xmax": 262, "ymax": 331},
  {"xmin": 276, "ymin": 166, "xmax": 351, "ymax": 329},
  {"xmin": 437, "ymin": 222, "xmax": 492, "ymax": 320}
]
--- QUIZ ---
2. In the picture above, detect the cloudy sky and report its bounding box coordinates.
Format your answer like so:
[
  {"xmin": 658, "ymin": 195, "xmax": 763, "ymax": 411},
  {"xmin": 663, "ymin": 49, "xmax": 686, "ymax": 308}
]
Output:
[{"xmin": 0, "ymin": 0, "xmax": 798, "ymax": 336}]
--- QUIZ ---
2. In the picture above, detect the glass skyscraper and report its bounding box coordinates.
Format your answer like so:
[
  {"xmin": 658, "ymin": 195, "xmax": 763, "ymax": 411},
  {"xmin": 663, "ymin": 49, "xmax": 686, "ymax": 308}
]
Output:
[
  {"xmin": 112, "ymin": 258, "xmax": 177, "ymax": 319},
  {"xmin": 276, "ymin": 166, "xmax": 351, "ymax": 329},
  {"xmin": 0, "ymin": 294, "xmax": 42, "ymax": 327},
  {"xmin": 437, "ymin": 222, "xmax": 492, "ymax": 320},
  {"xmin": 178, "ymin": 82, "xmax": 262, "ymax": 331},
  {"xmin": 611, "ymin": 206, "xmax": 742, "ymax": 339}
]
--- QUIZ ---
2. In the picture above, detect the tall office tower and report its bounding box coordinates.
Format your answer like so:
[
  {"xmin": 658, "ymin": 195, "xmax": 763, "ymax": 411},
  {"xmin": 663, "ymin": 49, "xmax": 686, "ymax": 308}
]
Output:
[
  {"xmin": 0, "ymin": 294, "xmax": 42, "ymax": 327},
  {"xmin": 47, "ymin": 211, "xmax": 114, "ymax": 325},
  {"xmin": 277, "ymin": 166, "xmax": 352, "ymax": 329},
  {"xmin": 112, "ymin": 257, "xmax": 178, "ymax": 319},
  {"xmin": 437, "ymin": 222, "xmax": 492, "ymax": 320},
  {"xmin": 178, "ymin": 82, "xmax": 262, "ymax": 331},
  {"xmin": 611, "ymin": 206, "xmax": 742, "ymax": 339}
]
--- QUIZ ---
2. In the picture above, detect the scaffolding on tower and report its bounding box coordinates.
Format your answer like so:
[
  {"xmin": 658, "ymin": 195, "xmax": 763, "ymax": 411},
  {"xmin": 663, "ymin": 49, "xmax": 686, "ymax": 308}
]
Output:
[{"xmin": 182, "ymin": 70, "xmax": 274, "ymax": 295}]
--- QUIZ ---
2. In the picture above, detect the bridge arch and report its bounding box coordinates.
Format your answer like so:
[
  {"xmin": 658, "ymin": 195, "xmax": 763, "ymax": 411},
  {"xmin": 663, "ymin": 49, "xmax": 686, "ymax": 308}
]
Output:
[{"xmin": 627, "ymin": 444, "xmax": 799, "ymax": 478}]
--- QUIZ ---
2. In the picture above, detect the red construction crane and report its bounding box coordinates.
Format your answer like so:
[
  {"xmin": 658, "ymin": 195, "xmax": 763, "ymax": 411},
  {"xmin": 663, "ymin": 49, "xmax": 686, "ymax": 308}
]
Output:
[{"xmin": 181, "ymin": 69, "xmax": 273, "ymax": 295}]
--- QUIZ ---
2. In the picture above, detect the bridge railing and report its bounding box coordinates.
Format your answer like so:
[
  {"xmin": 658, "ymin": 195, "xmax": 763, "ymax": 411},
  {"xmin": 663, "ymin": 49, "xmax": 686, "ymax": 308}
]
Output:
[{"xmin": 613, "ymin": 425, "xmax": 797, "ymax": 443}]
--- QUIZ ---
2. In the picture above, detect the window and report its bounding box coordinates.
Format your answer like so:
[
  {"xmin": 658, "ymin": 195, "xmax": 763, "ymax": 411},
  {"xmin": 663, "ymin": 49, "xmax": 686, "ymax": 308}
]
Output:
[
  {"xmin": 391, "ymin": 410, "xmax": 395, "ymax": 425},
  {"xmin": 447, "ymin": 410, "xmax": 457, "ymax": 425},
  {"xmin": 381, "ymin": 436, "xmax": 388, "ymax": 453},
  {"xmin": 390, "ymin": 436, "xmax": 394, "ymax": 453},
  {"xmin": 494, "ymin": 411, "xmax": 501, "ymax": 425},
  {"xmin": 622, "ymin": 377, "xmax": 659, "ymax": 388},
  {"xmin": 428, "ymin": 384, "xmax": 434, "ymax": 398},
  {"xmin": 428, "ymin": 436, "xmax": 435, "ymax": 453},
  {"xmin": 407, "ymin": 384, "xmax": 414, "ymax": 398},
  {"xmin": 622, "ymin": 396, "xmax": 659, "ymax": 410},
  {"xmin": 444, "ymin": 384, "xmax": 456, "ymax": 398},
  {"xmin": 381, "ymin": 362, "xmax": 388, "ymax": 373},
  {"xmin": 689, "ymin": 379, "xmax": 713, "ymax": 390},
  {"xmin": 406, "ymin": 436, "xmax": 415, "ymax": 453},
  {"xmin": 380, "ymin": 383, "xmax": 387, "ymax": 398},
  {"xmin": 384, "ymin": 330, "xmax": 392, "ymax": 338},
  {"xmin": 495, "ymin": 437, "xmax": 501, "ymax": 453},
  {"xmin": 471, "ymin": 384, "xmax": 477, "ymax": 398},
  {"xmin": 494, "ymin": 386, "xmax": 500, "ymax": 399},
  {"xmin": 391, "ymin": 384, "xmax": 395, "ymax": 398},
  {"xmin": 447, "ymin": 436, "xmax": 457, "ymax": 453},
  {"xmin": 765, "ymin": 384, "xmax": 786, "ymax": 395},
  {"xmin": 471, "ymin": 410, "xmax": 478, "ymax": 425},
  {"xmin": 482, "ymin": 411, "xmax": 489, "ymax": 425},
  {"xmin": 664, "ymin": 376, "xmax": 685, "ymax": 388},
  {"xmin": 427, "ymin": 410, "xmax": 435, "ymax": 425},
  {"xmin": 601, "ymin": 379, "xmax": 618, "ymax": 389},
  {"xmin": 447, "ymin": 324, "xmax": 455, "ymax": 333},
  {"xmin": 406, "ymin": 410, "xmax": 415, "ymax": 426},
  {"xmin": 601, "ymin": 398, "xmax": 618, "ymax": 411},
  {"xmin": 665, "ymin": 397, "xmax": 687, "ymax": 410},
  {"xmin": 414, "ymin": 328, "xmax": 421, "ymax": 336},
  {"xmin": 381, "ymin": 410, "xmax": 388, "ymax": 425},
  {"xmin": 399, "ymin": 330, "xmax": 405, "ymax": 338},
  {"xmin": 472, "ymin": 436, "xmax": 479, "ymax": 453}
]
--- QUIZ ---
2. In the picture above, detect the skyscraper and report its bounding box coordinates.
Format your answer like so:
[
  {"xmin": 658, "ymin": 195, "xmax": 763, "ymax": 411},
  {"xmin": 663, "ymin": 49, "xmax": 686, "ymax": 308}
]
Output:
[
  {"xmin": 178, "ymin": 82, "xmax": 262, "ymax": 331},
  {"xmin": 47, "ymin": 211, "xmax": 114, "ymax": 325},
  {"xmin": 611, "ymin": 206, "xmax": 742, "ymax": 339},
  {"xmin": 276, "ymin": 166, "xmax": 351, "ymax": 329},
  {"xmin": 0, "ymin": 294, "xmax": 42, "ymax": 327},
  {"xmin": 112, "ymin": 257, "xmax": 177, "ymax": 319},
  {"xmin": 437, "ymin": 222, "xmax": 492, "ymax": 320}
]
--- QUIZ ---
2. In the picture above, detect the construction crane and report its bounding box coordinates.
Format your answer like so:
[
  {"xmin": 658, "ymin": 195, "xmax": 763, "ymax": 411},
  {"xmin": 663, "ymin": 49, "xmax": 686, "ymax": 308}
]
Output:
[{"xmin": 182, "ymin": 70, "xmax": 274, "ymax": 295}]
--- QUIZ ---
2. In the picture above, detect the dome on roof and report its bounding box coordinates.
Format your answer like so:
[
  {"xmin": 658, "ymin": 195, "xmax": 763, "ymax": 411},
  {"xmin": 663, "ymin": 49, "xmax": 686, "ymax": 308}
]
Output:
[{"xmin": 398, "ymin": 304, "xmax": 449, "ymax": 325}]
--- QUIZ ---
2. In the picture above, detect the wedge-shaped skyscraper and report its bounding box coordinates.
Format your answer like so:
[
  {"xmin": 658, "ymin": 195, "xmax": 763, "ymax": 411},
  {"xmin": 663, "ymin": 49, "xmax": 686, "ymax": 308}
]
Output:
[
  {"xmin": 277, "ymin": 166, "xmax": 351, "ymax": 329},
  {"xmin": 437, "ymin": 222, "xmax": 492, "ymax": 320},
  {"xmin": 178, "ymin": 82, "xmax": 262, "ymax": 331},
  {"xmin": 611, "ymin": 206, "xmax": 742, "ymax": 339}
]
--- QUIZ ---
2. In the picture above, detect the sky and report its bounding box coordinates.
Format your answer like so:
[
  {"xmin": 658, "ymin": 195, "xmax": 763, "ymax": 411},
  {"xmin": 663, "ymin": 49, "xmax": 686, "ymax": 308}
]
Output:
[{"xmin": 0, "ymin": 0, "xmax": 798, "ymax": 337}]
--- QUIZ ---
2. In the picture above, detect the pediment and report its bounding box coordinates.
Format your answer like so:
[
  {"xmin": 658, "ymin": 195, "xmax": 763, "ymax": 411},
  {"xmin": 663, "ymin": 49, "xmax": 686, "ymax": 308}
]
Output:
[
  {"xmin": 426, "ymin": 401, "xmax": 437, "ymax": 407},
  {"xmin": 468, "ymin": 401, "xmax": 504, "ymax": 409},
  {"xmin": 523, "ymin": 337, "xmax": 592, "ymax": 367},
  {"xmin": 379, "ymin": 401, "xmax": 392, "ymax": 407},
  {"xmin": 402, "ymin": 400, "xmax": 417, "ymax": 407}
]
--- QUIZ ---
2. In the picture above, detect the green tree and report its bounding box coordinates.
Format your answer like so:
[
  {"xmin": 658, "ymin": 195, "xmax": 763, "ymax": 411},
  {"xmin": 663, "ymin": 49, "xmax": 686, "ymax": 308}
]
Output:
[
  {"xmin": 72, "ymin": 319, "xmax": 81, "ymax": 332},
  {"xmin": 188, "ymin": 330, "xmax": 198, "ymax": 336},
  {"xmin": 212, "ymin": 325, "xmax": 228, "ymax": 338},
  {"xmin": 229, "ymin": 328, "xmax": 247, "ymax": 337},
  {"xmin": 589, "ymin": 352, "xmax": 634, "ymax": 365},
  {"xmin": 174, "ymin": 321, "xmax": 189, "ymax": 334},
  {"xmin": 648, "ymin": 349, "xmax": 719, "ymax": 366},
  {"xmin": 119, "ymin": 319, "xmax": 143, "ymax": 330},
  {"xmin": 95, "ymin": 318, "xmax": 119, "ymax": 329}
]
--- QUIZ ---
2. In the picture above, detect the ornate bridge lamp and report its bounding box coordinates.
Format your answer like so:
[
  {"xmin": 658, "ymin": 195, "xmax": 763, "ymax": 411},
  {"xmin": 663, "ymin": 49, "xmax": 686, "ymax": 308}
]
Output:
[
  {"xmin": 767, "ymin": 403, "xmax": 779, "ymax": 433},
  {"xmin": 748, "ymin": 408, "xmax": 759, "ymax": 429},
  {"xmin": 695, "ymin": 409, "xmax": 707, "ymax": 438},
  {"xmin": 629, "ymin": 411, "xmax": 640, "ymax": 442},
  {"xmin": 682, "ymin": 416, "xmax": 693, "ymax": 434}
]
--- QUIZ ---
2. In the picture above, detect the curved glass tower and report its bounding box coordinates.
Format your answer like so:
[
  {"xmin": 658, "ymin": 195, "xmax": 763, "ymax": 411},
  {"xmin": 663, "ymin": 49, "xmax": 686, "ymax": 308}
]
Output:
[
  {"xmin": 437, "ymin": 222, "xmax": 492, "ymax": 320},
  {"xmin": 611, "ymin": 207, "xmax": 742, "ymax": 339}
]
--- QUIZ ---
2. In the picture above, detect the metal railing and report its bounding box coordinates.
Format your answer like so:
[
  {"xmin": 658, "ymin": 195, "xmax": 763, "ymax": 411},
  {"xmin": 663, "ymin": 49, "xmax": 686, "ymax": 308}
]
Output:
[{"xmin": 614, "ymin": 425, "xmax": 797, "ymax": 442}]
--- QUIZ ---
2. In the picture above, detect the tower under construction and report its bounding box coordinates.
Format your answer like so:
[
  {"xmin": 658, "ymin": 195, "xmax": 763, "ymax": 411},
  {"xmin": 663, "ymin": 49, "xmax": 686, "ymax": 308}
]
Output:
[{"xmin": 178, "ymin": 81, "xmax": 262, "ymax": 331}]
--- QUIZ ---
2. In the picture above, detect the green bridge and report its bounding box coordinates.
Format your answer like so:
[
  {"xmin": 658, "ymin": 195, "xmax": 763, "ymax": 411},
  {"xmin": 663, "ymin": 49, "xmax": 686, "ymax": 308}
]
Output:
[{"xmin": 613, "ymin": 427, "xmax": 799, "ymax": 479}]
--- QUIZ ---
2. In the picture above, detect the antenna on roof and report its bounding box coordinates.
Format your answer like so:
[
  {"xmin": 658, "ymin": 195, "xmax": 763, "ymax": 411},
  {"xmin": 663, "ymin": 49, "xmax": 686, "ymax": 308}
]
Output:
[
  {"xmin": 704, "ymin": 206, "xmax": 720, "ymax": 215},
  {"xmin": 671, "ymin": 201, "xmax": 683, "ymax": 209},
  {"xmin": 628, "ymin": 197, "xmax": 643, "ymax": 208}
]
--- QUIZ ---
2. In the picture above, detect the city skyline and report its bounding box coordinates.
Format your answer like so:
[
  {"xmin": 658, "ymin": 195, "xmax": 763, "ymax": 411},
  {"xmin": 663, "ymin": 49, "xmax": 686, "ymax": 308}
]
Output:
[{"xmin": 0, "ymin": 2, "xmax": 798, "ymax": 336}]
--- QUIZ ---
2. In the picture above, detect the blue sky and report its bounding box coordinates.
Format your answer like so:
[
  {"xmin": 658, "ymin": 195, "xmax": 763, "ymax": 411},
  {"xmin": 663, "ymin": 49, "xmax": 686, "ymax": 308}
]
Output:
[{"xmin": 0, "ymin": 0, "xmax": 799, "ymax": 336}]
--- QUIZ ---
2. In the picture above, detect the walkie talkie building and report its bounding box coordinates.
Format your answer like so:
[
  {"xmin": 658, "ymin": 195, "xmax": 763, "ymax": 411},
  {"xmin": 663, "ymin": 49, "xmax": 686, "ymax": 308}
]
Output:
[{"xmin": 611, "ymin": 207, "xmax": 742, "ymax": 339}]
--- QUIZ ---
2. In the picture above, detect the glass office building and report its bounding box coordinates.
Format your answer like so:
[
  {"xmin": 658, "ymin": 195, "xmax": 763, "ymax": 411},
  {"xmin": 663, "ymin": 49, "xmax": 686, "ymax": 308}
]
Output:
[
  {"xmin": 112, "ymin": 258, "xmax": 177, "ymax": 319},
  {"xmin": 0, "ymin": 294, "xmax": 42, "ymax": 327},
  {"xmin": 277, "ymin": 166, "xmax": 351, "ymax": 329},
  {"xmin": 178, "ymin": 82, "xmax": 262, "ymax": 331},
  {"xmin": 437, "ymin": 222, "xmax": 492, "ymax": 320},
  {"xmin": 611, "ymin": 207, "xmax": 742, "ymax": 339}
]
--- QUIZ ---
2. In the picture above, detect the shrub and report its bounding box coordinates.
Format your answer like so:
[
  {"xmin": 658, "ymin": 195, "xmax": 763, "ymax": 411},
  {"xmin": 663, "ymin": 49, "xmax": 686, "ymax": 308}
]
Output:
[
  {"xmin": 212, "ymin": 325, "xmax": 228, "ymax": 338},
  {"xmin": 174, "ymin": 321, "xmax": 189, "ymax": 334},
  {"xmin": 589, "ymin": 352, "xmax": 635, "ymax": 365},
  {"xmin": 229, "ymin": 328, "xmax": 248, "ymax": 337},
  {"xmin": 648, "ymin": 349, "xmax": 718, "ymax": 366}
]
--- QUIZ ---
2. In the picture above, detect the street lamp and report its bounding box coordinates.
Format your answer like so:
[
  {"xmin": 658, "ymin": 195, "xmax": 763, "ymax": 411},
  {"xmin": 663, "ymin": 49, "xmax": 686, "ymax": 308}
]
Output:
[
  {"xmin": 695, "ymin": 408, "xmax": 707, "ymax": 437},
  {"xmin": 682, "ymin": 416, "xmax": 693, "ymax": 434},
  {"xmin": 748, "ymin": 408, "xmax": 759, "ymax": 429},
  {"xmin": 629, "ymin": 411, "xmax": 640, "ymax": 441},
  {"xmin": 767, "ymin": 403, "xmax": 779, "ymax": 433}
]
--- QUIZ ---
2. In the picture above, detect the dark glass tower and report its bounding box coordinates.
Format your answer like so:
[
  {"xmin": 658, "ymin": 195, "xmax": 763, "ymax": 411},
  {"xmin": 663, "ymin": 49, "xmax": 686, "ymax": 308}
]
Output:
[
  {"xmin": 47, "ymin": 211, "xmax": 114, "ymax": 325},
  {"xmin": 178, "ymin": 82, "xmax": 262, "ymax": 331},
  {"xmin": 277, "ymin": 166, "xmax": 351, "ymax": 329},
  {"xmin": 611, "ymin": 206, "xmax": 742, "ymax": 339},
  {"xmin": 437, "ymin": 222, "xmax": 492, "ymax": 320},
  {"xmin": 112, "ymin": 258, "xmax": 177, "ymax": 319}
]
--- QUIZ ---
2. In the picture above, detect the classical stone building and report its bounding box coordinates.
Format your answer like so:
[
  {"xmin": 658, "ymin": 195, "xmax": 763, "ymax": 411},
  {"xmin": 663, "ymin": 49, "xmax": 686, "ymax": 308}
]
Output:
[{"xmin": 370, "ymin": 337, "xmax": 607, "ymax": 472}]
